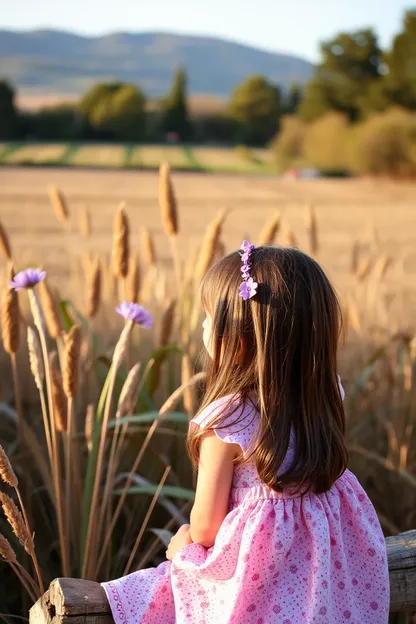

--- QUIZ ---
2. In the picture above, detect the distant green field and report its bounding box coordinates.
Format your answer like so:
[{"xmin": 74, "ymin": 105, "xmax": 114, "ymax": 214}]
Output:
[{"xmin": 0, "ymin": 142, "xmax": 276, "ymax": 174}]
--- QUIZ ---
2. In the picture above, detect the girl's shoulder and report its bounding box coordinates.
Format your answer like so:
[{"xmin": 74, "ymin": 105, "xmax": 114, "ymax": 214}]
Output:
[{"xmin": 190, "ymin": 394, "xmax": 259, "ymax": 452}]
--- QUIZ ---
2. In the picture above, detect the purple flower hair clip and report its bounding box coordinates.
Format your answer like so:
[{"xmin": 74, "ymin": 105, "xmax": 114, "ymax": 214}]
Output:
[{"xmin": 239, "ymin": 240, "xmax": 258, "ymax": 300}]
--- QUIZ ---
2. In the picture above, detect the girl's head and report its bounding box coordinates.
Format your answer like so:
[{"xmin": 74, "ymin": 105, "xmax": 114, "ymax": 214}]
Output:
[{"xmin": 187, "ymin": 245, "xmax": 347, "ymax": 494}]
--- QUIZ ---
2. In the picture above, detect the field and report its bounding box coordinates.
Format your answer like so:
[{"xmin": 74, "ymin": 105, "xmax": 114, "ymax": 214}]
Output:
[
  {"xmin": 1, "ymin": 166, "xmax": 416, "ymax": 308},
  {"xmin": 0, "ymin": 142, "xmax": 274, "ymax": 173},
  {"xmin": 0, "ymin": 165, "xmax": 415, "ymax": 616}
]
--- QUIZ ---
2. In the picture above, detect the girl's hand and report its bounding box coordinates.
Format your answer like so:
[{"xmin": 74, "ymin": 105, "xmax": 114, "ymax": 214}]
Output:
[{"xmin": 166, "ymin": 524, "xmax": 193, "ymax": 561}]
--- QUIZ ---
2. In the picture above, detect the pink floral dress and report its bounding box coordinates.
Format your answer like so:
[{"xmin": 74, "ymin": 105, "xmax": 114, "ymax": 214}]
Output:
[{"xmin": 102, "ymin": 396, "xmax": 389, "ymax": 623}]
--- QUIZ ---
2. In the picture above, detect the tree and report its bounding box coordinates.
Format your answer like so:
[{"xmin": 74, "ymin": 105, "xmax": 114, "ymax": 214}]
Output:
[
  {"xmin": 228, "ymin": 75, "xmax": 281, "ymax": 145},
  {"xmin": 383, "ymin": 10, "xmax": 416, "ymax": 110},
  {"xmin": 162, "ymin": 68, "xmax": 192, "ymax": 140},
  {"xmin": 0, "ymin": 80, "xmax": 18, "ymax": 139},
  {"xmin": 284, "ymin": 82, "xmax": 302, "ymax": 115},
  {"xmin": 299, "ymin": 29, "xmax": 383, "ymax": 121},
  {"xmin": 77, "ymin": 82, "xmax": 146, "ymax": 140}
]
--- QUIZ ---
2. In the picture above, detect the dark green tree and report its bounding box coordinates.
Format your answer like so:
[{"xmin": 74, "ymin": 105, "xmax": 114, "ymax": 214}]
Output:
[
  {"xmin": 299, "ymin": 29, "xmax": 383, "ymax": 121},
  {"xmin": 162, "ymin": 68, "xmax": 192, "ymax": 140},
  {"xmin": 284, "ymin": 82, "xmax": 302, "ymax": 115},
  {"xmin": 228, "ymin": 75, "xmax": 281, "ymax": 145},
  {"xmin": 0, "ymin": 80, "xmax": 18, "ymax": 139},
  {"xmin": 383, "ymin": 10, "xmax": 416, "ymax": 110}
]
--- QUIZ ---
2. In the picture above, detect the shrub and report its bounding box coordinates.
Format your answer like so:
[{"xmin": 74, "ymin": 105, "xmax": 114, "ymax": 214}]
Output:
[
  {"xmin": 303, "ymin": 112, "xmax": 350, "ymax": 173},
  {"xmin": 351, "ymin": 108, "xmax": 416, "ymax": 177},
  {"xmin": 270, "ymin": 115, "xmax": 306, "ymax": 168}
]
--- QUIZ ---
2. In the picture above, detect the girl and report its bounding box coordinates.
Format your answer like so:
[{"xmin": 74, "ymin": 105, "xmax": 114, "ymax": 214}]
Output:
[{"xmin": 102, "ymin": 243, "xmax": 389, "ymax": 623}]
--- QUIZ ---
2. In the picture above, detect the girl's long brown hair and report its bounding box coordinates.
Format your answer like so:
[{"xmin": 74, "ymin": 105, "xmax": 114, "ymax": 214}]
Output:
[{"xmin": 187, "ymin": 246, "xmax": 347, "ymax": 494}]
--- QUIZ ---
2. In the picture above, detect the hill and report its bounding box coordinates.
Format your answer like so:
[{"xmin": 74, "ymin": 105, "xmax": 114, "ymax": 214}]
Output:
[{"xmin": 0, "ymin": 29, "xmax": 314, "ymax": 99}]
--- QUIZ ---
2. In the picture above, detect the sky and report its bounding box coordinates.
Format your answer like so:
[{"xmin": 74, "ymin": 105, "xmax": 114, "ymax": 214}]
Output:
[{"xmin": 0, "ymin": 0, "xmax": 412, "ymax": 62}]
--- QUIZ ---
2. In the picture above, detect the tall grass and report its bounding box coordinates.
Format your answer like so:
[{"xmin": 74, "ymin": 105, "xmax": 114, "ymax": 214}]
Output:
[{"xmin": 0, "ymin": 166, "xmax": 414, "ymax": 616}]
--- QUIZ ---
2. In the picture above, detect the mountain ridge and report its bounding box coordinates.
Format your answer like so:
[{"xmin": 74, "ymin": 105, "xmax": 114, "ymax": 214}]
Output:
[{"xmin": 0, "ymin": 29, "xmax": 314, "ymax": 98}]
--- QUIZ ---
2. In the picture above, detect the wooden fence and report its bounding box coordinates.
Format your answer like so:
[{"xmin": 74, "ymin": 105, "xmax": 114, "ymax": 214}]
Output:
[{"xmin": 30, "ymin": 530, "xmax": 416, "ymax": 623}]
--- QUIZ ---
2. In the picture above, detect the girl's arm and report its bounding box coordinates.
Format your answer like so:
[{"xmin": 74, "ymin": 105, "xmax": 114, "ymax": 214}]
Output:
[{"xmin": 189, "ymin": 430, "xmax": 239, "ymax": 548}]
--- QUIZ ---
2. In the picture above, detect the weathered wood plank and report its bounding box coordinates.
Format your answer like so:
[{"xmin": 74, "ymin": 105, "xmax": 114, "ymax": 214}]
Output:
[
  {"xmin": 29, "ymin": 579, "xmax": 112, "ymax": 624},
  {"xmin": 29, "ymin": 530, "xmax": 416, "ymax": 622},
  {"xmin": 386, "ymin": 530, "xmax": 416, "ymax": 613}
]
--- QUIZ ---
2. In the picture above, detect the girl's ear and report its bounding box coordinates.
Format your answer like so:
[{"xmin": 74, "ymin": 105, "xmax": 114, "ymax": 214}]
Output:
[{"xmin": 235, "ymin": 336, "xmax": 246, "ymax": 365}]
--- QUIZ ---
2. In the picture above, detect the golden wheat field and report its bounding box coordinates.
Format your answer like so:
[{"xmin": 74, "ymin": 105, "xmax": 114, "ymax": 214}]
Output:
[
  {"xmin": 1, "ymin": 167, "xmax": 415, "ymax": 290},
  {"xmin": 0, "ymin": 165, "xmax": 415, "ymax": 616}
]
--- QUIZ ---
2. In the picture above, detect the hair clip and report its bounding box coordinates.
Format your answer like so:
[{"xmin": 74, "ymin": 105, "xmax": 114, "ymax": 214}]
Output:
[{"xmin": 239, "ymin": 240, "xmax": 258, "ymax": 300}]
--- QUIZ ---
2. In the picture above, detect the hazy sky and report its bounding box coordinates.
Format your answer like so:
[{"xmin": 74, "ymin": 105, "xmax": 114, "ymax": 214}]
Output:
[{"xmin": 1, "ymin": 0, "xmax": 411, "ymax": 61}]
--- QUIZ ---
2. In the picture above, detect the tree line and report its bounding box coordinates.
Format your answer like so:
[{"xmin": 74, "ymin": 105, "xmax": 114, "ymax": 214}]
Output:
[{"xmin": 0, "ymin": 9, "xmax": 414, "ymax": 152}]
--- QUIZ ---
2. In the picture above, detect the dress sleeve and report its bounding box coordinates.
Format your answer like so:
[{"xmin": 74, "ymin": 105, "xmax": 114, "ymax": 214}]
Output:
[{"xmin": 190, "ymin": 395, "xmax": 258, "ymax": 453}]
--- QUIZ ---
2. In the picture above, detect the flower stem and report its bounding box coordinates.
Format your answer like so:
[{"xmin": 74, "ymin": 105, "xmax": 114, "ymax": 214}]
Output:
[{"xmin": 28, "ymin": 289, "xmax": 69, "ymax": 577}]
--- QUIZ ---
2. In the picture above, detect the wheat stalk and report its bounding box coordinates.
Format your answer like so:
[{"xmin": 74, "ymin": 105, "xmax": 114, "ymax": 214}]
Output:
[
  {"xmin": 158, "ymin": 299, "xmax": 176, "ymax": 348},
  {"xmin": 112, "ymin": 203, "xmax": 130, "ymax": 279},
  {"xmin": 0, "ymin": 220, "xmax": 12, "ymax": 261},
  {"xmin": 258, "ymin": 212, "xmax": 280, "ymax": 246},
  {"xmin": 305, "ymin": 205, "xmax": 318, "ymax": 256},
  {"xmin": 0, "ymin": 533, "xmax": 17, "ymax": 563},
  {"xmin": 80, "ymin": 206, "xmax": 92, "ymax": 238},
  {"xmin": 127, "ymin": 256, "xmax": 140, "ymax": 303},
  {"xmin": 282, "ymin": 226, "xmax": 297, "ymax": 248},
  {"xmin": 0, "ymin": 490, "xmax": 44, "ymax": 594},
  {"xmin": 195, "ymin": 211, "xmax": 227, "ymax": 282},
  {"xmin": 117, "ymin": 363, "xmax": 141, "ymax": 417},
  {"xmin": 83, "ymin": 320, "xmax": 134, "ymax": 576},
  {"xmin": 1, "ymin": 271, "xmax": 20, "ymax": 354},
  {"xmin": 98, "ymin": 362, "xmax": 142, "ymax": 548},
  {"xmin": 27, "ymin": 326, "xmax": 54, "ymax": 476},
  {"xmin": 62, "ymin": 325, "xmax": 81, "ymax": 573},
  {"xmin": 38, "ymin": 280, "xmax": 62, "ymax": 339},
  {"xmin": 356, "ymin": 257, "xmax": 372, "ymax": 282},
  {"xmin": 49, "ymin": 351, "xmax": 67, "ymax": 432},
  {"xmin": 63, "ymin": 325, "xmax": 81, "ymax": 399},
  {"xmin": 346, "ymin": 296, "xmax": 362, "ymax": 334},
  {"xmin": 159, "ymin": 163, "xmax": 178, "ymax": 236},
  {"xmin": 0, "ymin": 532, "xmax": 38, "ymax": 600},
  {"xmin": 85, "ymin": 404, "xmax": 95, "ymax": 452},
  {"xmin": 374, "ymin": 254, "xmax": 392, "ymax": 281},
  {"xmin": 0, "ymin": 444, "xmax": 18, "ymax": 488},
  {"xmin": 141, "ymin": 227, "xmax": 157, "ymax": 266},
  {"xmin": 0, "ymin": 492, "xmax": 34, "ymax": 554},
  {"xmin": 49, "ymin": 186, "xmax": 69, "ymax": 224},
  {"xmin": 159, "ymin": 372, "xmax": 206, "ymax": 417},
  {"xmin": 27, "ymin": 326, "xmax": 44, "ymax": 391},
  {"xmin": 181, "ymin": 354, "xmax": 197, "ymax": 416},
  {"xmin": 86, "ymin": 258, "xmax": 101, "ymax": 319}
]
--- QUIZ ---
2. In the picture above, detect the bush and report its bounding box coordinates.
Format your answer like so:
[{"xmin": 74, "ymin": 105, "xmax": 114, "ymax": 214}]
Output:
[
  {"xmin": 351, "ymin": 108, "xmax": 416, "ymax": 177},
  {"xmin": 193, "ymin": 114, "xmax": 241, "ymax": 144},
  {"xmin": 20, "ymin": 106, "xmax": 80, "ymax": 141},
  {"xmin": 270, "ymin": 115, "xmax": 306, "ymax": 168},
  {"xmin": 303, "ymin": 112, "xmax": 350, "ymax": 173}
]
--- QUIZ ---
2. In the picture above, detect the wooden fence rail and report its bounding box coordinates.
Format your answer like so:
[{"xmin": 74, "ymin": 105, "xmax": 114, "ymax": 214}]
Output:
[{"xmin": 30, "ymin": 530, "xmax": 416, "ymax": 623}]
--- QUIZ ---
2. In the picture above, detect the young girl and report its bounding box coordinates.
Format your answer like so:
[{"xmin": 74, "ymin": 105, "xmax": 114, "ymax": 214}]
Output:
[{"xmin": 102, "ymin": 243, "xmax": 389, "ymax": 623}]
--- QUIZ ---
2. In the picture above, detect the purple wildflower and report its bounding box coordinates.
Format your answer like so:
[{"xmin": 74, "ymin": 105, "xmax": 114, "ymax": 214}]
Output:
[
  {"xmin": 9, "ymin": 268, "xmax": 46, "ymax": 291},
  {"xmin": 116, "ymin": 301, "xmax": 153, "ymax": 328},
  {"xmin": 239, "ymin": 277, "xmax": 258, "ymax": 301}
]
